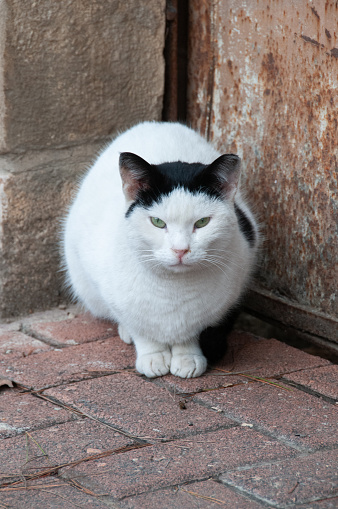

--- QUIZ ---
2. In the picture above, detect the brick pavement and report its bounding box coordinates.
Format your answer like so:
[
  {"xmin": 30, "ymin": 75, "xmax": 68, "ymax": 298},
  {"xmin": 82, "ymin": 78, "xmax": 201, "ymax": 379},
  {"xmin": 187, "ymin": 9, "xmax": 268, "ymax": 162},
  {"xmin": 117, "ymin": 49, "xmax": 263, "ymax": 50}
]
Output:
[{"xmin": 0, "ymin": 305, "xmax": 337, "ymax": 508}]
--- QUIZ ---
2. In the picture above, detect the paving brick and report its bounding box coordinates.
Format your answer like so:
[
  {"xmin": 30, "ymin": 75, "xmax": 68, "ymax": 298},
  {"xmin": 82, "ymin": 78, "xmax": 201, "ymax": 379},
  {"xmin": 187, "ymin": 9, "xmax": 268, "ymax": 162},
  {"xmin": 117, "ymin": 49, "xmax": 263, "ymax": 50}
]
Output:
[
  {"xmin": 0, "ymin": 477, "xmax": 110, "ymax": 509},
  {"xmin": 0, "ymin": 306, "xmax": 78, "ymax": 334},
  {"xmin": 18, "ymin": 305, "xmax": 80, "ymax": 328},
  {"xmin": 283, "ymin": 364, "xmax": 338, "ymax": 401},
  {"xmin": 0, "ymin": 338, "xmax": 135, "ymax": 390},
  {"xmin": 24, "ymin": 312, "xmax": 118, "ymax": 347},
  {"xmin": 121, "ymin": 479, "xmax": 265, "ymax": 508},
  {"xmin": 157, "ymin": 331, "xmax": 330, "ymax": 395},
  {"xmin": 45, "ymin": 373, "xmax": 234, "ymax": 442},
  {"xmin": 220, "ymin": 449, "xmax": 338, "ymax": 508},
  {"xmin": 60, "ymin": 427, "xmax": 295, "ymax": 499},
  {"xmin": 0, "ymin": 389, "xmax": 76, "ymax": 439},
  {"xmin": 0, "ymin": 330, "xmax": 52, "ymax": 359},
  {"xmin": 194, "ymin": 383, "xmax": 338, "ymax": 451},
  {"xmin": 0, "ymin": 418, "xmax": 132, "ymax": 484}
]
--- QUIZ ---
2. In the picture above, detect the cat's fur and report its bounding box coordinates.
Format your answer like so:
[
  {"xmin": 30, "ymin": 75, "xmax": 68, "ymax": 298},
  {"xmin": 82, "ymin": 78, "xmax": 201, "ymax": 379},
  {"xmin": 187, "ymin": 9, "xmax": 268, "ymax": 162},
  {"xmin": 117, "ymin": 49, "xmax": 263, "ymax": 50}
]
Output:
[{"xmin": 62, "ymin": 122, "xmax": 259, "ymax": 378}]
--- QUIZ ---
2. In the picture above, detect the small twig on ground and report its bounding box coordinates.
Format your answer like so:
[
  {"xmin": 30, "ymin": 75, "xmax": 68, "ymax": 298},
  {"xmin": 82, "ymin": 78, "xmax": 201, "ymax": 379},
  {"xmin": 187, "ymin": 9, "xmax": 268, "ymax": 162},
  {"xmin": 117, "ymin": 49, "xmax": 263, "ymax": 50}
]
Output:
[
  {"xmin": 0, "ymin": 483, "xmax": 69, "ymax": 492},
  {"xmin": 67, "ymin": 478, "xmax": 108, "ymax": 497},
  {"xmin": 237, "ymin": 374, "xmax": 294, "ymax": 390},
  {"xmin": 179, "ymin": 486, "xmax": 226, "ymax": 505},
  {"xmin": 209, "ymin": 368, "xmax": 260, "ymax": 376},
  {"xmin": 0, "ymin": 443, "xmax": 149, "ymax": 490},
  {"xmin": 25, "ymin": 432, "xmax": 49, "ymax": 459},
  {"xmin": 288, "ymin": 481, "xmax": 299, "ymax": 494}
]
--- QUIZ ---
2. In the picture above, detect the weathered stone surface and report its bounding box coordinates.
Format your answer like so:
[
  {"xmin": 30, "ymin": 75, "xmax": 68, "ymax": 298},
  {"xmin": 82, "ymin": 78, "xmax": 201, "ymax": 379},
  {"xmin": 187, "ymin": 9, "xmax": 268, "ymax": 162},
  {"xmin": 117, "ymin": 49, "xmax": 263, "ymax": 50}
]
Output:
[
  {"xmin": 1, "ymin": 0, "xmax": 165, "ymax": 152},
  {"xmin": 0, "ymin": 145, "xmax": 97, "ymax": 317},
  {"xmin": 0, "ymin": 0, "xmax": 165, "ymax": 318}
]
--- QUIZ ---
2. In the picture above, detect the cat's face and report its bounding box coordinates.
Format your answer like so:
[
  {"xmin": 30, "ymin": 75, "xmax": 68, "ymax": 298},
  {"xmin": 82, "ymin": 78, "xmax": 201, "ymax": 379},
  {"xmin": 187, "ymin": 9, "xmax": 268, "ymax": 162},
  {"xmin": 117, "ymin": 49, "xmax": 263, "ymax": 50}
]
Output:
[
  {"xmin": 127, "ymin": 189, "xmax": 237, "ymax": 273},
  {"xmin": 120, "ymin": 151, "xmax": 241, "ymax": 273}
]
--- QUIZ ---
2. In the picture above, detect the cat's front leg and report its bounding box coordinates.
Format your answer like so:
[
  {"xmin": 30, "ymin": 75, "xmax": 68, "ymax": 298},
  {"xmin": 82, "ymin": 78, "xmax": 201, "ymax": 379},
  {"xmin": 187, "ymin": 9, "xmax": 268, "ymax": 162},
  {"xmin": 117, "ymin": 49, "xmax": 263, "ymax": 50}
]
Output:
[
  {"xmin": 118, "ymin": 324, "xmax": 133, "ymax": 344},
  {"xmin": 171, "ymin": 341, "xmax": 207, "ymax": 378},
  {"xmin": 133, "ymin": 336, "xmax": 172, "ymax": 378}
]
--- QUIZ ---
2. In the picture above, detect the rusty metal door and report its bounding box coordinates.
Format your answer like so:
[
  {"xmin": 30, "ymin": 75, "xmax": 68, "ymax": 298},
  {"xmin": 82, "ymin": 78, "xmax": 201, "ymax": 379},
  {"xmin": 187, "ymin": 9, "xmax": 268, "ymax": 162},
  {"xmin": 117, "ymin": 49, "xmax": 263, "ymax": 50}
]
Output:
[{"xmin": 186, "ymin": 0, "xmax": 337, "ymax": 347}]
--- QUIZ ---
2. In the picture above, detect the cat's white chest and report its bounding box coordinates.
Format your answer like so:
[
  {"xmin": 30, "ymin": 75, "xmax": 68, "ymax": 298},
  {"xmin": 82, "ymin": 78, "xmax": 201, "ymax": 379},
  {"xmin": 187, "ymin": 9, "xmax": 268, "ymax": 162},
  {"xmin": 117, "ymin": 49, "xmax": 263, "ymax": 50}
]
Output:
[{"xmin": 109, "ymin": 262, "xmax": 234, "ymax": 344}]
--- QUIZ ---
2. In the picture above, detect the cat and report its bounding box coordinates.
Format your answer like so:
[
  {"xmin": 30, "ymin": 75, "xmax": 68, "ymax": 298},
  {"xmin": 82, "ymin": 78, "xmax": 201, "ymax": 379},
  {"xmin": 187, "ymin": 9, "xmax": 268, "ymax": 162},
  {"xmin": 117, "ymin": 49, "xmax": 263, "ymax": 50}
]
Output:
[{"xmin": 62, "ymin": 122, "xmax": 259, "ymax": 378}]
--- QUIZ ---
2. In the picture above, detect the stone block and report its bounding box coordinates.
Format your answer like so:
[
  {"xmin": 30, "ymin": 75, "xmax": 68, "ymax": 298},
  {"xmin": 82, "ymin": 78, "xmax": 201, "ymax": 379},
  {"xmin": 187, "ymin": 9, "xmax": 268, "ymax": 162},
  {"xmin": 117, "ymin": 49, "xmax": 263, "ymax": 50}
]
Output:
[
  {"xmin": 0, "ymin": 144, "xmax": 100, "ymax": 317},
  {"xmin": 1, "ymin": 0, "xmax": 165, "ymax": 152},
  {"xmin": 0, "ymin": 0, "xmax": 165, "ymax": 318}
]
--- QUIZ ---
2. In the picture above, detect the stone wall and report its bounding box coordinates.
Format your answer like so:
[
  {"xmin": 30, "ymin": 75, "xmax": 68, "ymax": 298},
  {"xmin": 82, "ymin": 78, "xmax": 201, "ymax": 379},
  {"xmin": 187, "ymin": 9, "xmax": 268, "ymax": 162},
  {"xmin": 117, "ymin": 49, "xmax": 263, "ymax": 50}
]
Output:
[{"xmin": 0, "ymin": 0, "xmax": 166, "ymax": 318}]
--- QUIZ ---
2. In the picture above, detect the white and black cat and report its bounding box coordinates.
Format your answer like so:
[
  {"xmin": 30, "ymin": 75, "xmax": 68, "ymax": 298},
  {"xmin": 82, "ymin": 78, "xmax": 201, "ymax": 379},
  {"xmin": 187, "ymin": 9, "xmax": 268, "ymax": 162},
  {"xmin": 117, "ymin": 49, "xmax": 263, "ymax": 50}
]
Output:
[{"xmin": 62, "ymin": 122, "xmax": 259, "ymax": 378}]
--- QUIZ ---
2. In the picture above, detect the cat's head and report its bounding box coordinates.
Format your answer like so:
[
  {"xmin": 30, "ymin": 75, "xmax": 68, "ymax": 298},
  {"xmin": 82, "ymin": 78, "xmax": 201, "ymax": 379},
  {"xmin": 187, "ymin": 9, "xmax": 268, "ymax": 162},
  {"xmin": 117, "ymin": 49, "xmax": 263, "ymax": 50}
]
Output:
[{"xmin": 119, "ymin": 152, "xmax": 241, "ymax": 273}]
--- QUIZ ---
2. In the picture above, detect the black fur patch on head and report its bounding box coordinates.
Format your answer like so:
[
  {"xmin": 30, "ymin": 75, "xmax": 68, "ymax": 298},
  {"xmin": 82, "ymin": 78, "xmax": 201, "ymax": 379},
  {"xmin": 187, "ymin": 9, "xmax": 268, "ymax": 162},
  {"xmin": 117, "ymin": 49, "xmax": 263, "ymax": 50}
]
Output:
[
  {"xmin": 125, "ymin": 160, "xmax": 215, "ymax": 217},
  {"xmin": 126, "ymin": 156, "xmax": 241, "ymax": 215}
]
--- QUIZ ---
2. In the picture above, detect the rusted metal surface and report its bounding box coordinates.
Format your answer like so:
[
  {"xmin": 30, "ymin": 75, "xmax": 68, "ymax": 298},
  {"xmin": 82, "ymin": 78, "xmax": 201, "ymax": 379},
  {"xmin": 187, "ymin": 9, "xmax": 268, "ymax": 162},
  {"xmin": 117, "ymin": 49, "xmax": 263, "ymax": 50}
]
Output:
[{"xmin": 187, "ymin": 0, "xmax": 338, "ymax": 342}]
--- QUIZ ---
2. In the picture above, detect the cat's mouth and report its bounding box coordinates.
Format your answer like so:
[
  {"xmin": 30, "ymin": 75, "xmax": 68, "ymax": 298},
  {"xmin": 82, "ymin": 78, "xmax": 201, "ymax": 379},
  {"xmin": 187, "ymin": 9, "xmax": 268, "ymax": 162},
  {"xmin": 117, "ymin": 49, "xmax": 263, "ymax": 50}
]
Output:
[{"xmin": 167, "ymin": 261, "xmax": 193, "ymax": 271}]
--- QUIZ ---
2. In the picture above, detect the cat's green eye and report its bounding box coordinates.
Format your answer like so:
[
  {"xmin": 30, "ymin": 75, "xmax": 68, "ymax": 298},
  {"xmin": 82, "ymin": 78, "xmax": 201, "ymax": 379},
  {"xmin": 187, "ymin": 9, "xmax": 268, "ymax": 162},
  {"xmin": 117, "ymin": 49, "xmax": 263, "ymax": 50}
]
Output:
[
  {"xmin": 150, "ymin": 217, "xmax": 166, "ymax": 229},
  {"xmin": 194, "ymin": 217, "xmax": 211, "ymax": 229}
]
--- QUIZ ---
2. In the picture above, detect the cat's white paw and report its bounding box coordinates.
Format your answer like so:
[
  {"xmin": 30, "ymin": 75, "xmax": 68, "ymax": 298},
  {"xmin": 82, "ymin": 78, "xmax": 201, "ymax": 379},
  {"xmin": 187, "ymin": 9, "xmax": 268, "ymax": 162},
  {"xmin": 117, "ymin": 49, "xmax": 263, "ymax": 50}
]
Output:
[
  {"xmin": 118, "ymin": 324, "xmax": 133, "ymax": 344},
  {"xmin": 170, "ymin": 354, "xmax": 207, "ymax": 378},
  {"xmin": 136, "ymin": 351, "xmax": 171, "ymax": 378}
]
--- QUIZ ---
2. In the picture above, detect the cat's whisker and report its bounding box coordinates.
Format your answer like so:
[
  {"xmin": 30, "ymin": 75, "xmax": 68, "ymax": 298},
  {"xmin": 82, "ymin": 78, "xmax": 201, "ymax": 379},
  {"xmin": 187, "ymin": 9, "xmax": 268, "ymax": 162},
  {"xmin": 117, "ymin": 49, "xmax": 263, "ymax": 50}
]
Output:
[
  {"xmin": 206, "ymin": 264, "xmax": 239, "ymax": 281},
  {"xmin": 197, "ymin": 261, "xmax": 223, "ymax": 280},
  {"xmin": 199, "ymin": 258, "xmax": 232, "ymax": 282},
  {"xmin": 204, "ymin": 254, "xmax": 235, "ymax": 268},
  {"xmin": 205, "ymin": 257, "xmax": 236, "ymax": 278},
  {"xmin": 205, "ymin": 254, "xmax": 245, "ymax": 271}
]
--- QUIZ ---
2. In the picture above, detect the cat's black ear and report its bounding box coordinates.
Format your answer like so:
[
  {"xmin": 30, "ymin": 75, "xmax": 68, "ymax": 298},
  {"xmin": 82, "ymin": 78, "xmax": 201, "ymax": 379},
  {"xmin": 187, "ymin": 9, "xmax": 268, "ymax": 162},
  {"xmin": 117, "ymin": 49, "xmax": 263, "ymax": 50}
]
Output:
[
  {"xmin": 205, "ymin": 154, "xmax": 241, "ymax": 200},
  {"xmin": 119, "ymin": 152, "xmax": 152, "ymax": 201}
]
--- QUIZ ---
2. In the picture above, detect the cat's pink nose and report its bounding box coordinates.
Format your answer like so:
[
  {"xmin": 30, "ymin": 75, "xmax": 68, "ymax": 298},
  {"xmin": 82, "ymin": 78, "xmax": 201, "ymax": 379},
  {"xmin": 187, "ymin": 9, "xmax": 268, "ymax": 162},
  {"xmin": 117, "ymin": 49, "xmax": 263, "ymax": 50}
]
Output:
[{"xmin": 172, "ymin": 248, "xmax": 190, "ymax": 260}]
